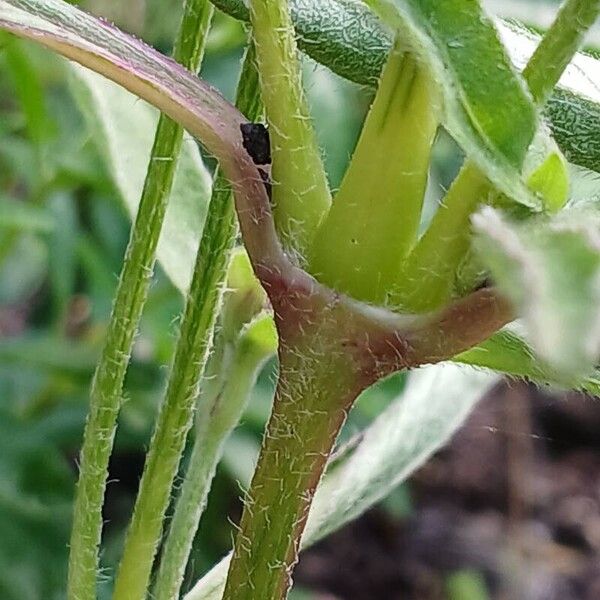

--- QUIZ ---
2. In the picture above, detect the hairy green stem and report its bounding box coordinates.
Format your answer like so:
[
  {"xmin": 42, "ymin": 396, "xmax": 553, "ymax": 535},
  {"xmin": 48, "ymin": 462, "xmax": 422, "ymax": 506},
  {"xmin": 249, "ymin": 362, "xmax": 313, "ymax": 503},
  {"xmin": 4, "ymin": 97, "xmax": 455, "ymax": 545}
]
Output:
[
  {"xmin": 217, "ymin": 269, "xmax": 514, "ymax": 600},
  {"xmin": 392, "ymin": 0, "xmax": 600, "ymax": 312},
  {"xmin": 221, "ymin": 339, "xmax": 360, "ymax": 600},
  {"xmin": 523, "ymin": 0, "xmax": 600, "ymax": 104},
  {"xmin": 112, "ymin": 169, "xmax": 233, "ymax": 596},
  {"xmin": 391, "ymin": 164, "xmax": 492, "ymax": 311},
  {"xmin": 154, "ymin": 316, "xmax": 275, "ymax": 600},
  {"xmin": 67, "ymin": 2, "xmax": 213, "ymax": 599},
  {"xmin": 309, "ymin": 43, "xmax": 440, "ymax": 304},
  {"xmin": 113, "ymin": 45, "xmax": 263, "ymax": 600},
  {"xmin": 248, "ymin": 0, "xmax": 330, "ymax": 256}
]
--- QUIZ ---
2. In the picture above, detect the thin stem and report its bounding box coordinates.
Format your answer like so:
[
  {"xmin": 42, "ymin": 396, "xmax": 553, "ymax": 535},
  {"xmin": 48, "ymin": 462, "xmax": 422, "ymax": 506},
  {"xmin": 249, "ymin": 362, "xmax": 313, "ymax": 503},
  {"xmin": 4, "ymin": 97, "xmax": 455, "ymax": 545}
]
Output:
[
  {"xmin": 67, "ymin": 2, "xmax": 213, "ymax": 599},
  {"xmin": 392, "ymin": 0, "xmax": 600, "ymax": 312},
  {"xmin": 308, "ymin": 43, "xmax": 440, "ymax": 304},
  {"xmin": 249, "ymin": 0, "xmax": 331, "ymax": 256},
  {"xmin": 391, "ymin": 163, "xmax": 492, "ymax": 312},
  {"xmin": 523, "ymin": 0, "xmax": 600, "ymax": 105},
  {"xmin": 113, "ymin": 44, "xmax": 262, "ymax": 600},
  {"xmin": 153, "ymin": 317, "xmax": 275, "ymax": 600}
]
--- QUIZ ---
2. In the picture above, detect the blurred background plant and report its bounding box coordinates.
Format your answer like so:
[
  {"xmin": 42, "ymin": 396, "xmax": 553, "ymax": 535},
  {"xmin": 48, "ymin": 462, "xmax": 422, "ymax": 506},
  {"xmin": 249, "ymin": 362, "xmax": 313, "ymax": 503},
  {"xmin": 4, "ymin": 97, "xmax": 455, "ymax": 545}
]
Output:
[{"xmin": 0, "ymin": 1, "xmax": 599, "ymax": 599}]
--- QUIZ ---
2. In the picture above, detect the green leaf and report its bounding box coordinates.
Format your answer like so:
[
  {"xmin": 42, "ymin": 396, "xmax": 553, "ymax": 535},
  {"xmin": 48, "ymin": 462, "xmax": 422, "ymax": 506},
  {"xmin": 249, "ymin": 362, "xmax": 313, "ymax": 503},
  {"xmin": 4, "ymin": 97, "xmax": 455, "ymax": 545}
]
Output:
[
  {"xmin": 473, "ymin": 206, "xmax": 600, "ymax": 378},
  {"xmin": 454, "ymin": 328, "xmax": 600, "ymax": 395},
  {"xmin": 379, "ymin": 0, "xmax": 536, "ymax": 163},
  {"xmin": 366, "ymin": 0, "xmax": 537, "ymax": 207},
  {"xmin": 2, "ymin": 34, "xmax": 54, "ymax": 145},
  {"xmin": 184, "ymin": 363, "xmax": 497, "ymax": 600},
  {"xmin": 525, "ymin": 146, "xmax": 570, "ymax": 213},
  {"xmin": 69, "ymin": 65, "xmax": 212, "ymax": 295}
]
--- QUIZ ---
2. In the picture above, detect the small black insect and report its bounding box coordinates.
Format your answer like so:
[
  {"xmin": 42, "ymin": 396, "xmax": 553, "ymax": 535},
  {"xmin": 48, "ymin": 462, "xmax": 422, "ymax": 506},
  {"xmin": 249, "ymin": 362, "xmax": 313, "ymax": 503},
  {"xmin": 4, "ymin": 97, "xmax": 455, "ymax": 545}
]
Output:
[{"xmin": 240, "ymin": 122, "xmax": 271, "ymax": 166}]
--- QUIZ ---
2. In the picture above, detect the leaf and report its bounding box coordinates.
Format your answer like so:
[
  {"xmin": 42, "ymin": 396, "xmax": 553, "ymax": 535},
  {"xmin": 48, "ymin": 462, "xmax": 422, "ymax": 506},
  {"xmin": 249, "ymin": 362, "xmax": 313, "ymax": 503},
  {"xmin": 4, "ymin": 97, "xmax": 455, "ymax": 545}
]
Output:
[
  {"xmin": 377, "ymin": 1, "xmax": 535, "ymax": 162},
  {"xmin": 454, "ymin": 328, "xmax": 600, "ymax": 395},
  {"xmin": 473, "ymin": 206, "xmax": 600, "ymax": 378},
  {"xmin": 213, "ymin": 0, "xmax": 600, "ymax": 177},
  {"xmin": 184, "ymin": 363, "xmax": 497, "ymax": 600},
  {"xmin": 362, "ymin": 0, "xmax": 542, "ymax": 208},
  {"xmin": 69, "ymin": 64, "xmax": 212, "ymax": 295},
  {"xmin": 2, "ymin": 34, "xmax": 54, "ymax": 144}
]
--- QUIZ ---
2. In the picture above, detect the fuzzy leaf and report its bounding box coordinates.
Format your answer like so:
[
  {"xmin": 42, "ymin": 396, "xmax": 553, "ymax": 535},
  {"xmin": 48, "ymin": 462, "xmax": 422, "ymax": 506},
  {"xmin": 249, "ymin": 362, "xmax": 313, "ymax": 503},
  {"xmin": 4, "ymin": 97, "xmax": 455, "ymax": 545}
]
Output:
[
  {"xmin": 69, "ymin": 65, "xmax": 212, "ymax": 295},
  {"xmin": 454, "ymin": 328, "xmax": 600, "ymax": 395},
  {"xmin": 355, "ymin": 0, "xmax": 540, "ymax": 208},
  {"xmin": 184, "ymin": 363, "xmax": 497, "ymax": 600},
  {"xmin": 473, "ymin": 206, "xmax": 600, "ymax": 378}
]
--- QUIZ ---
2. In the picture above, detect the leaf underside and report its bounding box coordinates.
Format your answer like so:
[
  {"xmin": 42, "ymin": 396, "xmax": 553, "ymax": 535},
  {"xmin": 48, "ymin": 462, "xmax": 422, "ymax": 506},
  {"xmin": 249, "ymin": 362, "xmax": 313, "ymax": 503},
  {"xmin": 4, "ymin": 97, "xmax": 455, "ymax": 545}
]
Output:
[
  {"xmin": 473, "ymin": 206, "xmax": 600, "ymax": 380},
  {"xmin": 69, "ymin": 64, "xmax": 212, "ymax": 295}
]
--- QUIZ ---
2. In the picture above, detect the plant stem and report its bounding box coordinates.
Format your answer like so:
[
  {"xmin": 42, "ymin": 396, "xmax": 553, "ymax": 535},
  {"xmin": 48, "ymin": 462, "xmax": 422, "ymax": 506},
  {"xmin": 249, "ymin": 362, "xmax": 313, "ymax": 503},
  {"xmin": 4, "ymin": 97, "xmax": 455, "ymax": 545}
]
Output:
[
  {"xmin": 153, "ymin": 316, "xmax": 276, "ymax": 600},
  {"xmin": 66, "ymin": 2, "xmax": 213, "ymax": 599},
  {"xmin": 112, "ymin": 44, "xmax": 263, "ymax": 600},
  {"xmin": 218, "ymin": 275, "xmax": 513, "ymax": 600},
  {"xmin": 523, "ymin": 0, "xmax": 600, "ymax": 105},
  {"xmin": 248, "ymin": 0, "xmax": 331, "ymax": 256},
  {"xmin": 391, "ymin": 0, "xmax": 600, "ymax": 312},
  {"xmin": 112, "ymin": 181, "xmax": 228, "ymax": 600},
  {"xmin": 221, "ymin": 337, "xmax": 361, "ymax": 600},
  {"xmin": 308, "ymin": 42, "xmax": 440, "ymax": 304},
  {"xmin": 391, "ymin": 163, "xmax": 492, "ymax": 312}
]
